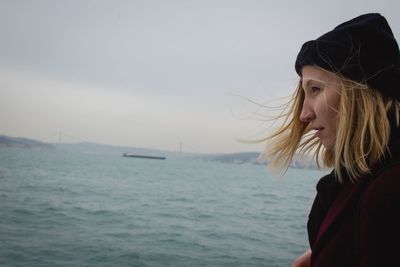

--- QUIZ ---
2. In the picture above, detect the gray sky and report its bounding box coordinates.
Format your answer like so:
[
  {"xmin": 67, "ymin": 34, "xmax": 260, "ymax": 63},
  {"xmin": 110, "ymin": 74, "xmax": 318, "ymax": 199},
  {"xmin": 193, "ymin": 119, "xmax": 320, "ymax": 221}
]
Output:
[{"xmin": 1, "ymin": 0, "xmax": 399, "ymax": 153}]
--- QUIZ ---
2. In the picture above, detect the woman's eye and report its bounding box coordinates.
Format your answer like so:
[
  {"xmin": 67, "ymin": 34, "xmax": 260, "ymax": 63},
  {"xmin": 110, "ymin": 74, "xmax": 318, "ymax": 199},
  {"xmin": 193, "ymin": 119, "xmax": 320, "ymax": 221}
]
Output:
[{"xmin": 310, "ymin": 86, "xmax": 321, "ymax": 94}]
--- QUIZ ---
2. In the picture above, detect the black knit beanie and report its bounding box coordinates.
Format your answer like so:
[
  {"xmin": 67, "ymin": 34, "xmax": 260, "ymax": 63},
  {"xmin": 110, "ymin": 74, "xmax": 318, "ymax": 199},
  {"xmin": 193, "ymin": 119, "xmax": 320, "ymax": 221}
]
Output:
[{"xmin": 295, "ymin": 13, "xmax": 400, "ymax": 100}]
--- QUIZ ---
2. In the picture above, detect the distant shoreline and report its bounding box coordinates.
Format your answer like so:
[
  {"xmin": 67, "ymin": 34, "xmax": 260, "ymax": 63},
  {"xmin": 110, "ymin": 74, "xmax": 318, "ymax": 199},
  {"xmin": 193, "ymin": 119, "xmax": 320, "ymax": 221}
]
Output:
[{"xmin": 0, "ymin": 134, "xmax": 318, "ymax": 169}]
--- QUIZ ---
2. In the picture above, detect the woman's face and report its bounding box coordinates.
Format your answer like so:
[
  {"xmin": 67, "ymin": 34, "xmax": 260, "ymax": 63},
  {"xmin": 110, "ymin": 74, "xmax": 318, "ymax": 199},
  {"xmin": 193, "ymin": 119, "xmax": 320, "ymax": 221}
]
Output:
[{"xmin": 300, "ymin": 65, "xmax": 342, "ymax": 150}]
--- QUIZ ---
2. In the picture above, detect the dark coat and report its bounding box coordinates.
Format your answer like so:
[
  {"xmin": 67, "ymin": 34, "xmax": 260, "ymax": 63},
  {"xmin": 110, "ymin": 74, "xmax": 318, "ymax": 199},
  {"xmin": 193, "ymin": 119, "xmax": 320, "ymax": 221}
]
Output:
[{"xmin": 308, "ymin": 147, "xmax": 400, "ymax": 267}]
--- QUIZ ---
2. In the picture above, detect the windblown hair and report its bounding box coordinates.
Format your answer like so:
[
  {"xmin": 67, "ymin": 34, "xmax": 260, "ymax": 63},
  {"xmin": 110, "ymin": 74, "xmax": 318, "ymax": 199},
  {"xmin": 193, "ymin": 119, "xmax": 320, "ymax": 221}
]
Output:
[{"xmin": 262, "ymin": 76, "xmax": 400, "ymax": 183}]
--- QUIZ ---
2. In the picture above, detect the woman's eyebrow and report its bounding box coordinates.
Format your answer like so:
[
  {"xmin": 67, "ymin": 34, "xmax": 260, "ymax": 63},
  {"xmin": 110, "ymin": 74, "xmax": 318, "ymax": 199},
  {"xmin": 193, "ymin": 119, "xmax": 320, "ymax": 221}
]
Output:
[
  {"xmin": 302, "ymin": 79, "xmax": 315, "ymax": 88},
  {"xmin": 302, "ymin": 79, "xmax": 326, "ymax": 87}
]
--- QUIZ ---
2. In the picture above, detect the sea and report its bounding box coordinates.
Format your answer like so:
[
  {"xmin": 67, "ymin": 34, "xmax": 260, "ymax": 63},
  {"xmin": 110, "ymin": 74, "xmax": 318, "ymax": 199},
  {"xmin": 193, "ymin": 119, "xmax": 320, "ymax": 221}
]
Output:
[{"xmin": 0, "ymin": 147, "xmax": 325, "ymax": 267}]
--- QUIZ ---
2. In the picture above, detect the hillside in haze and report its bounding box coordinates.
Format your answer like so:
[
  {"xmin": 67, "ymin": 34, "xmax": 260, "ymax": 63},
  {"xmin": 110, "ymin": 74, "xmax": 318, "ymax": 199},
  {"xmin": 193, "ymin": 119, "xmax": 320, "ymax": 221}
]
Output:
[
  {"xmin": 54, "ymin": 142, "xmax": 265, "ymax": 164},
  {"xmin": 0, "ymin": 135, "xmax": 54, "ymax": 149}
]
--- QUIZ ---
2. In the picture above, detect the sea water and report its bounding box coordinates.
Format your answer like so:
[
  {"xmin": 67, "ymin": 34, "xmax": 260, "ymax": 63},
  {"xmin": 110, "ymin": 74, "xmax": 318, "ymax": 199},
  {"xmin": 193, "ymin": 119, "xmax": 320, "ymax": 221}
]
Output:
[{"xmin": 0, "ymin": 147, "xmax": 324, "ymax": 267}]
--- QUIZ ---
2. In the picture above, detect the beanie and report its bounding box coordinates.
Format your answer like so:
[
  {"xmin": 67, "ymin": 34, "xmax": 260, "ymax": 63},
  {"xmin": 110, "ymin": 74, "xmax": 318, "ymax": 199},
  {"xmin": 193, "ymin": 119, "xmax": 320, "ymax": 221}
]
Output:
[{"xmin": 295, "ymin": 13, "xmax": 400, "ymax": 100}]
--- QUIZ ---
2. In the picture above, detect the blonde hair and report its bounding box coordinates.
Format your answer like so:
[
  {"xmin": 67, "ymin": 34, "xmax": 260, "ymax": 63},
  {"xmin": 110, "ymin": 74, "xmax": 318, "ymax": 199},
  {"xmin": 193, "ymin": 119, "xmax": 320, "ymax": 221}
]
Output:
[{"xmin": 263, "ymin": 76, "xmax": 400, "ymax": 183}]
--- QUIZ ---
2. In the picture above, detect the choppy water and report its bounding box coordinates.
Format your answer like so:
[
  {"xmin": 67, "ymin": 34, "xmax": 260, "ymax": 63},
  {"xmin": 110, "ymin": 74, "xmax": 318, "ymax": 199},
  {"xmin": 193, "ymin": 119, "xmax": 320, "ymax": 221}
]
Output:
[{"xmin": 0, "ymin": 147, "xmax": 323, "ymax": 267}]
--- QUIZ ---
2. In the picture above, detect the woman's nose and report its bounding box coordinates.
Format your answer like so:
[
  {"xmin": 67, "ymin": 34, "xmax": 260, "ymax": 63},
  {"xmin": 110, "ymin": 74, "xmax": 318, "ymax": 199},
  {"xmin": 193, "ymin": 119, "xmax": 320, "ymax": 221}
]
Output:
[{"xmin": 299, "ymin": 103, "xmax": 315, "ymax": 123}]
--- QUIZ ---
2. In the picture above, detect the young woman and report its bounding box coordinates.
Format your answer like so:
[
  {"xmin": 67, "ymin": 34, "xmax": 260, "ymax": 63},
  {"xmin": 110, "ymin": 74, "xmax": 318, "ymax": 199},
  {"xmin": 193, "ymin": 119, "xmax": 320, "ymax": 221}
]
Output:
[{"xmin": 264, "ymin": 14, "xmax": 400, "ymax": 267}]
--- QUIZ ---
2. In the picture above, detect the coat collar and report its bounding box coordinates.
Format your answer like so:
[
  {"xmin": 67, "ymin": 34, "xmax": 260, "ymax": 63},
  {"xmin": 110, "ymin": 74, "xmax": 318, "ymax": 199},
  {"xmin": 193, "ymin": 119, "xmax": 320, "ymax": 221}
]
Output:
[
  {"xmin": 313, "ymin": 180, "xmax": 361, "ymax": 248},
  {"xmin": 311, "ymin": 156, "xmax": 400, "ymax": 256}
]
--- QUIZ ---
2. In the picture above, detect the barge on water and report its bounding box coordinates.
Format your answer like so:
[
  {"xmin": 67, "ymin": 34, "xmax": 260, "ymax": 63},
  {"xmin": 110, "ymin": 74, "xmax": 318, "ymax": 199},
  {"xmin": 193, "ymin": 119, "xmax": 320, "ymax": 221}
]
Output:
[{"xmin": 122, "ymin": 153, "xmax": 166, "ymax": 160}]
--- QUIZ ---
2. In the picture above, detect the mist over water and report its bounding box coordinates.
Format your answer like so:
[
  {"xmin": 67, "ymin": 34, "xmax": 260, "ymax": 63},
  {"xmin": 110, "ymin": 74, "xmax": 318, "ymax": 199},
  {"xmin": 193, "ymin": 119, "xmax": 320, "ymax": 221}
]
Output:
[{"xmin": 0, "ymin": 148, "xmax": 322, "ymax": 267}]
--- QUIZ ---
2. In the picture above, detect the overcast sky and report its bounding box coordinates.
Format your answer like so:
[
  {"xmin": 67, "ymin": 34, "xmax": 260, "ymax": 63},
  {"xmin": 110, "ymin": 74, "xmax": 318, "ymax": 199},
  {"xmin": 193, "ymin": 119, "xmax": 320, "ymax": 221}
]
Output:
[{"xmin": 1, "ymin": 0, "xmax": 399, "ymax": 153}]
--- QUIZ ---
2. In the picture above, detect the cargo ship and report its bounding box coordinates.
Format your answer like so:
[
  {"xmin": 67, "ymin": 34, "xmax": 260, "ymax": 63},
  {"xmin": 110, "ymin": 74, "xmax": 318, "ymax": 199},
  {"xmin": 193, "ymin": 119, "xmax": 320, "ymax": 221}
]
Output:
[{"xmin": 122, "ymin": 153, "xmax": 166, "ymax": 160}]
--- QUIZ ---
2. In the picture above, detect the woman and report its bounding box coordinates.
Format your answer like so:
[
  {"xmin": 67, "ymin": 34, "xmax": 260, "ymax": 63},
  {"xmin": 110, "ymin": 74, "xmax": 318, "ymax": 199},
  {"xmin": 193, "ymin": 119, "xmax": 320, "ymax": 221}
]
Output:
[{"xmin": 264, "ymin": 14, "xmax": 400, "ymax": 266}]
